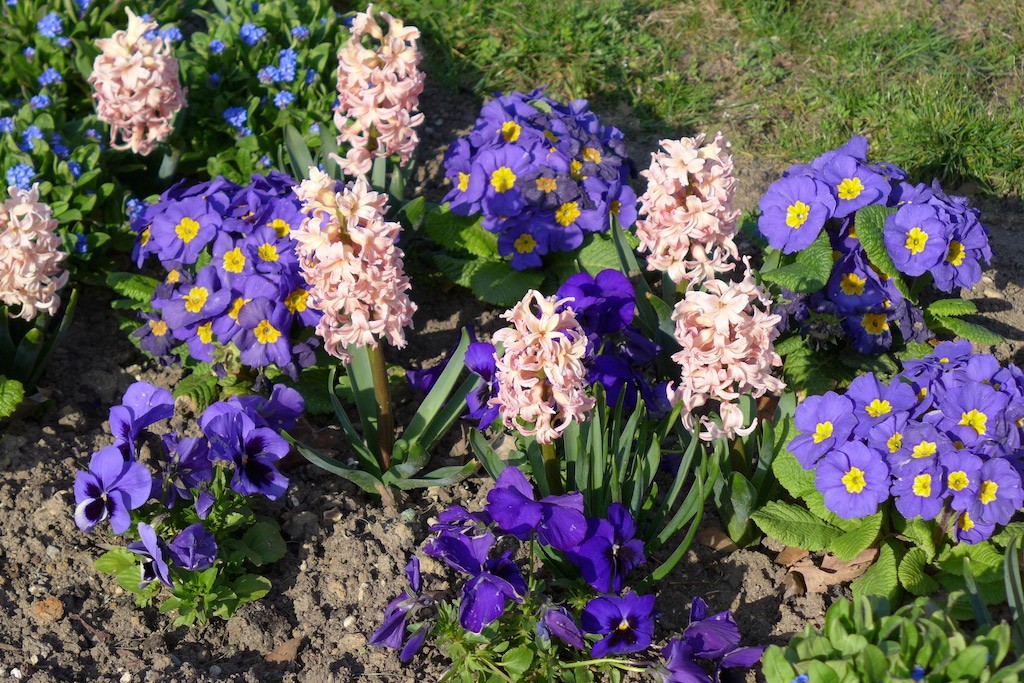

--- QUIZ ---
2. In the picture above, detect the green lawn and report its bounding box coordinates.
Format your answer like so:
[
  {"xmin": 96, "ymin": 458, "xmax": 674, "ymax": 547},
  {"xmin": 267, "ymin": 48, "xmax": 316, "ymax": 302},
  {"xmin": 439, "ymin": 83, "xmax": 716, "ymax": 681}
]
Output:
[{"xmin": 382, "ymin": 0, "xmax": 1024, "ymax": 195}]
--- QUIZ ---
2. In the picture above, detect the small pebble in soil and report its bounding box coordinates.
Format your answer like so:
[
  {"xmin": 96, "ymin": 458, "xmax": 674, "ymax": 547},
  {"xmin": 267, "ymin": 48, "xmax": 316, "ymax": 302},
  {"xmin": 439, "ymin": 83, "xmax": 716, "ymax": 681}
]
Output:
[
  {"xmin": 209, "ymin": 665, "xmax": 222, "ymax": 677},
  {"xmin": 343, "ymin": 615, "xmax": 356, "ymax": 630},
  {"xmin": 45, "ymin": 545, "xmax": 59, "ymax": 558},
  {"xmin": 10, "ymin": 670, "xmax": 22, "ymax": 680},
  {"xmin": 119, "ymin": 673, "xmax": 131, "ymax": 683}
]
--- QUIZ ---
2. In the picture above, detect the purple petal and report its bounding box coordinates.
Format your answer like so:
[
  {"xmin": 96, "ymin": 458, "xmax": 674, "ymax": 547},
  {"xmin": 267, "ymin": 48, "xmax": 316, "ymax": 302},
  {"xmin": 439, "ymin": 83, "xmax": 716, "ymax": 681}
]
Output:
[
  {"xmin": 405, "ymin": 557, "xmax": 421, "ymax": 592},
  {"xmin": 719, "ymin": 646, "xmax": 765, "ymax": 669},
  {"xmin": 580, "ymin": 596, "xmax": 622, "ymax": 634},
  {"xmin": 486, "ymin": 480, "xmax": 542, "ymax": 540},
  {"xmin": 399, "ymin": 627, "xmax": 429, "ymax": 662},
  {"xmin": 116, "ymin": 460, "xmax": 155, "ymax": 509},
  {"xmin": 459, "ymin": 573, "xmax": 513, "ymax": 633},
  {"xmin": 689, "ymin": 597, "xmax": 708, "ymax": 623},
  {"xmin": 107, "ymin": 491, "xmax": 133, "ymax": 534},
  {"xmin": 683, "ymin": 615, "xmax": 742, "ymax": 660},
  {"xmin": 538, "ymin": 503, "xmax": 587, "ymax": 550},
  {"xmin": 89, "ymin": 446, "xmax": 131, "ymax": 483}
]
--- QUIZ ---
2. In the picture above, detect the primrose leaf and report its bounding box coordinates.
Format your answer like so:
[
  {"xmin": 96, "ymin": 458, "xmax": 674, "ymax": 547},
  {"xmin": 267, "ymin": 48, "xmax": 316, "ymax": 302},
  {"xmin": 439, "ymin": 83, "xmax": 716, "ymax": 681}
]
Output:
[{"xmin": 751, "ymin": 501, "xmax": 843, "ymax": 551}]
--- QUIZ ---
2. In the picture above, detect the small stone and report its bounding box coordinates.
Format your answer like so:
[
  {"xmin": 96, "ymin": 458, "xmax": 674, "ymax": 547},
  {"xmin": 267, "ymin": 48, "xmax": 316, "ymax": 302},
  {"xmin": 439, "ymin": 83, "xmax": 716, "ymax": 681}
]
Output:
[
  {"xmin": 120, "ymin": 673, "xmax": 132, "ymax": 683},
  {"xmin": 31, "ymin": 596, "xmax": 64, "ymax": 624},
  {"xmin": 28, "ymin": 657, "xmax": 38, "ymax": 666},
  {"xmin": 10, "ymin": 670, "xmax": 22, "ymax": 680},
  {"xmin": 342, "ymin": 616, "xmax": 356, "ymax": 630},
  {"xmin": 45, "ymin": 545, "xmax": 59, "ymax": 559},
  {"xmin": 209, "ymin": 665, "xmax": 222, "ymax": 677},
  {"xmin": 984, "ymin": 288, "xmax": 1006, "ymax": 300}
]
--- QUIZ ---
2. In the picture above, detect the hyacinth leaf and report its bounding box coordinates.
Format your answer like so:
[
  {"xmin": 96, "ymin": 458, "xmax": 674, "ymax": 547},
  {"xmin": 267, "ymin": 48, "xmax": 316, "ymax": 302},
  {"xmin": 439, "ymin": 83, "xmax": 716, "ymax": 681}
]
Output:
[
  {"xmin": 929, "ymin": 315, "xmax": 1004, "ymax": 345},
  {"xmin": 1004, "ymin": 536, "xmax": 1024, "ymax": 654},
  {"xmin": 11, "ymin": 328, "xmax": 44, "ymax": 383},
  {"xmin": 854, "ymin": 204, "xmax": 911, "ymax": 298},
  {"xmin": 648, "ymin": 470, "xmax": 708, "ymax": 583},
  {"xmin": 318, "ymin": 126, "xmax": 341, "ymax": 179},
  {"xmin": 284, "ymin": 124, "xmax": 315, "ymax": 181},
  {"xmin": 851, "ymin": 540, "xmax": 901, "ymax": 602},
  {"xmin": 829, "ymin": 512, "xmax": 883, "ymax": 561},
  {"xmin": 288, "ymin": 437, "xmax": 384, "ymax": 495},
  {"xmin": 405, "ymin": 327, "xmax": 471, "ymax": 445},
  {"xmin": 371, "ymin": 155, "xmax": 387, "ymax": 193},
  {"xmin": 470, "ymin": 430, "xmax": 507, "ymax": 481},
  {"xmin": 0, "ymin": 310, "xmax": 15, "ymax": 363},
  {"xmin": 927, "ymin": 298, "xmax": 978, "ymax": 317},
  {"xmin": 398, "ymin": 196, "xmax": 426, "ymax": 231},
  {"xmin": 386, "ymin": 461, "xmax": 479, "ymax": 490},
  {"xmin": 291, "ymin": 367, "xmax": 332, "ymax": 415},
  {"xmin": 752, "ymin": 501, "xmax": 844, "ymax": 551},
  {"xmin": 897, "ymin": 547, "xmax": 939, "ymax": 596},
  {"xmin": 423, "ymin": 206, "xmax": 498, "ymax": 259},
  {"xmin": 0, "ymin": 377, "xmax": 25, "ymax": 420},
  {"xmin": 345, "ymin": 344, "xmax": 379, "ymax": 456},
  {"xmin": 962, "ymin": 557, "xmax": 994, "ymax": 627}
]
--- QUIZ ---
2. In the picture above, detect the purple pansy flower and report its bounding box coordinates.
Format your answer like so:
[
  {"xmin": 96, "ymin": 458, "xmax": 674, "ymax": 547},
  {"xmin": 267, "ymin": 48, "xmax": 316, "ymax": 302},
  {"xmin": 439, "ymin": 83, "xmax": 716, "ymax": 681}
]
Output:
[
  {"xmin": 485, "ymin": 467, "xmax": 587, "ymax": 551},
  {"xmin": 127, "ymin": 523, "xmax": 173, "ymax": 588},
  {"xmin": 108, "ymin": 382, "xmax": 175, "ymax": 455},
  {"xmin": 536, "ymin": 604, "xmax": 585, "ymax": 649},
  {"xmin": 205, "ymin": 407, "xmax": 289, "ymax": 499},
  {"xmin": 74, "ymin": 446, "xmax": 154, "ymax": 534},
  {"xmin": 168, "ymin": 523, "xmax": 218, "ymax": 571},
  {"xmin": 566, "ymin": 503, "xmax": 645, "ymax": 593},
  {"xmin": 370, "ymin": 557, "xmax": 434, "ymax": 661},
  {"xmin": 580, "ymin": 591, "xmax": 656, "ymax": 657}
]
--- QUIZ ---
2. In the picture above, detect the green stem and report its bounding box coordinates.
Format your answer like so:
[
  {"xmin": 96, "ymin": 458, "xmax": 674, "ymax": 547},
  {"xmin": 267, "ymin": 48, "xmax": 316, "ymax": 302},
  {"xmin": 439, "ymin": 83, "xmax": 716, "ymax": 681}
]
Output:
[
  {"xmin": 368, "ymin": 344, "xmax": 394, "ymax": 472},
  {"xmin": 541, "ymin": 441, "xmax": 563, "ymax": 495},
  {"xmin": 559, "ymin": 658, "xmax": 647, "ymax": 672}
]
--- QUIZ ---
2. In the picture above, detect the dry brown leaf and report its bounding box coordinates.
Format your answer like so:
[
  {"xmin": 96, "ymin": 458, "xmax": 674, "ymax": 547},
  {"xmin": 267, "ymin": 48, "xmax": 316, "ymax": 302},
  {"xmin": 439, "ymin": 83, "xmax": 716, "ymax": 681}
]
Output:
[
  {"xmin": 775, "ymin": 546, "xmax": 810, "ymax": 567},
  {"xmin": 821, "ymin": 547, "xmax": 878, "ymax": 571},
  {"xmin": 697, "ymin": 527, "xmax": 739, "ymax": 553},
  {"xmin": 782, "ymin": 571, "xmax": 806, "ymax": 600},
  {"xmin": 265, "ymin": 637, "xmax": 303, "ymax": 664},
  {"xmin": 788, "ymin": 550, "xmax": 877, "ymax": 595}
]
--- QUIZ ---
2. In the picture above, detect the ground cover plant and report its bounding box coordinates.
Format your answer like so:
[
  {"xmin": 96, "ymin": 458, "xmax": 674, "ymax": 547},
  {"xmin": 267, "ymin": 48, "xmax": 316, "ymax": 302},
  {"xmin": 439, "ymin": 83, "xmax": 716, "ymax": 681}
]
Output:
[{"xmin": 4, "ymin": 0, "xmax": 1024, "ymax": 681}]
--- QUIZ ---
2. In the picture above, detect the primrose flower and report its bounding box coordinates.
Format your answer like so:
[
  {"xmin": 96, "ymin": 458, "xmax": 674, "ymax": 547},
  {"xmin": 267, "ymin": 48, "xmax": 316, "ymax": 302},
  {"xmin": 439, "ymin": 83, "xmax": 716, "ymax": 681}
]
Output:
[
  {"xmin": 333, "ymin": 4, "xmax": 424, "ymax": 176},
  {"xmin": 816, "ymin": 442, "xmax": 890, "ymax": 518},
  {"xmin": 293, "ymin": 174, "xmax": 416, "ymax": 362},
  {"xmin": 790, "ymin": 392, "xmax": 858, "ymax": 467},
  {"xmin": 89, "ymin": 8, "xmax": 186, "ymax": 156},
  {"xmin": 817, "ymin": 154, "xmax": 890, "ymax": 219},
  {"xmin": 757, "ymin": 175, "xmax": 836, "ymax": 253},
  {"xmin": 964, "ymin": 458, "xmax": 1024, "ymax": 526},
  {"xmin": 883, "ymin": 204, "xmax": 948, "ymax": 276},
  {"xmin": 581, "ymin": 591, "xmax": 656, "ymax": 657},
  {"xmin": 636, "ymin": 132, "xmax": 741, "ymax": 285},
  {"xmin": 127, "ymin": 523, "xmax": 173, "ymax": 588},
  {"xmin": 74, "ymin": 446, "xmax": 154, "ymax": 534},
  {"xmin": 667, "ymin": 264, "xmax": 785, "ymax": 440},
  {"xmin": 490, "ymin": 290, "xmax": 595, "ymax": 444},
  {"xmin": 892, "ymin": 463, "xmax": 946, "ymax": 521},
  {"xmin": 0, "ymin": 183, "xmax": 69, "ymax": 320}
]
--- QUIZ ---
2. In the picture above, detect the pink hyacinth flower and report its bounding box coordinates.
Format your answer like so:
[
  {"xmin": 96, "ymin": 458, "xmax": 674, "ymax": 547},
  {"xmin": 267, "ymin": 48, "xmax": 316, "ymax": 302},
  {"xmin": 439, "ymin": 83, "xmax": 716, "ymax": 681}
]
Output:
[
  {"xmin": 635, "ymin": 132, "xmax": 741, "ymax": 287},
  {"xmin": 0, "ymin": 184, "xmax": 68, "ymax": 320},
  {"xmin": 293, "ymin": 173, "xmax": 416, "ymax": 362},
  {"xmin": 332, "ymin": 4, "xmax": 425, "ymax": 177},
  {"xmin": 490, "ymin": 291, "xmax": 595, "ymax": 444},
  {"xmin": 88, "ymin": 8, "xmax": 186, "ymax": 156}
]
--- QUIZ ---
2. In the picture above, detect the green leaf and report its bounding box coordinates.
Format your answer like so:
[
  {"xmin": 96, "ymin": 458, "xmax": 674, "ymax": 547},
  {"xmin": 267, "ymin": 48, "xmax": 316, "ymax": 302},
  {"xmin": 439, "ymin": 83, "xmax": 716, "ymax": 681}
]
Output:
[
  {"xmin": 760, "ymin": 646, "xmax": 796, "ymax": 683},
  {"xmin": 284, "ymin": 124, "xmax": 315, "ymax": 180},
  {"xmin": 105, "ymin": 272, "xmax": 159, "ymax": 303},
  {"xmin": 897, "ymin": 341, "xmax": 935, "ymax": 362},
  {"xmin": 896, "ymin": 517, "xmax": 937, "ymax": 560},
  {"xmin": 501, "ymin": 646, "xmax": 534, "ymax": 678},
  {"xmin": 436, "ymin": 257, "xmax": 545, "ymax": 307},
  {"xmin": 773, "ymin": 333, "xmax": 806, "ymax": 357},
  {"xmin": 938, "ymin": 542, "xmax": 1005, "ymax": 583},
  {"xmin": 854, "ymin": 205, "xmax": 909, "ymax": 297},
  {"xmin": 233, "ymin": 574, "xmax": 272, "ymax": 603},
  {"xmin": 172, "ymin": 368, "xmax": 218, "ymax": 412},
  {"xmin": 829, "ymin": 512, "xmax": 882, "ymax": 561},
  {"xmin": 806, "ymin": 660, "xmax": 840, "ymax": 683},
  {"xmin": 898, "ymin": 547, "xmax": 940, "ymax": 596},
  {"xmin": 292, "ymin": 366, "xmax": 333, "ymax": 415},
  {"xmin": 931, "ymin": 316, "xmax": 1004, "ymax": 345},
  {"xmin": 399, "ymin": 196, "xmax": 426, "ymax": 230},
  {"xmin": 772, "ymin": 449, "xmax": 817, "ymax": 500},
  {"xmin": 751, "ymin": 501, "xmax": 843, "ymax": 551},
  {"xmin": 927, "ymin": 298, "xmax": 978, "ymax": 317},
  {"xmin": 782, "ymin": 345, "xmax": 851, "ymax": 396},
  {"xmin": 946, "ymin": 645, "xmax": 991, "ymax": 680},
  {"xmin": 94, "ymin": 547, "xmax": 136, "ymax": 574},
  {"xmin": 423, "ymin": 205, "xmax": 499, "ymax": 259},
  {"xmin": 852, "ymin": 540, "xmax": 901, "ymax": 602},
  {"xmin": 0, "ymin": 376, "xmax": 25, "ymax": 419},
  {"xmin": 759, "ymin": 230, "xmax": 834, "ymax": 293},
  {"xmin": 576, "ymin": 233, "xmax": 621, "ymax": 274},
  {"xmin": 242, "ymin": 520, "xmax": 287, "ymax": 565}
]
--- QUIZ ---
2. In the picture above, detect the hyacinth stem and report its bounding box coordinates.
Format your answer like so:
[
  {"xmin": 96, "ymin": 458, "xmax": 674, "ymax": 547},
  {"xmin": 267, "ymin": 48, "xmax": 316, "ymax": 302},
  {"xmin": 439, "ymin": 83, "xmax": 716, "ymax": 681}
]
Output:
[
  {"xmin": 368, "ymin": 345, "xmax": 394, "ymax": 472},
  {"xmin": 541, "ymin": 442, "xmax": 563, "ymax": 495}
]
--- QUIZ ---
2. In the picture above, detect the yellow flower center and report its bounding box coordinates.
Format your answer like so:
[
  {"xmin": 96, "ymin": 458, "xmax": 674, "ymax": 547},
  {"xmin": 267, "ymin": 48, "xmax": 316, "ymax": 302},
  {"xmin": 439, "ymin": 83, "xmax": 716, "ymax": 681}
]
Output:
[
  {"xmin": 617, "ymin": 619, "xmax": 630, "ymax": 631},
  {"xmin": 166, "ymin": 269, "xmax": 181, "ymax": 284},
  {"xmin": 570, "ymin": 160, "xmax": 584, "ymax": 179},
  {"xmin": 223, "ymin": 247, "xmax": 246, "ymax": 273},
  {"xmin": 946, "ymin": 240, "xmax": 965, "ymax": 266},
  {"xmin": 544, "ymin": 130, "xmax": 559, "ymax": 143},
  {"xmin": 583, "ymin": 147, "xmax": 602, "ymax": 164},
  {"xmin": 269, "ymin": 218, "xmax": 291, "ymax": 238},
  {"xmin": 514, "ymin": 233, "xmax": 537, "ymax": 254},
  {"xmin": 555, "ymin": 202, "xmax": 581, "ymax": 227},
  {"xmin": 917, "ymin": 387, "xmax": 929, "ymax": 401},
  {"xmin": 610, "ymin": 200, "xmax": 621, "ymax": 216},
  {"xmin": 175, "ymin": 217, "xmax": 201, "ymax": 243},
  {"xmin": 197, "ymin": 323, "xmax": 214, "ymax": 344},
  {"xmin": 812, "ymin": 421, "xmax": 833, "ymax": 444},
  {"xmin": 861, "ymin": 313, "xmax": 889, "ymax": 335},
  {"xmin": 501, "ymin": 121, "xmax": 521, "ymax": 142},
  {"xmin": 785, "ymin": 201, "xmax": 810, "ymax": 229},
  {"xmin": 911, "ymin": 441, "xmax": 937, "ymax": 459},
  {"xmin": 285, "ymin": 288, "xmax": 309, "ymax": 314},
  {"xmin": 229, "ymin": 297, "xmax": 250, "ymax": 321},
  {"xmin": 979, "ymin": 480, "xmax": 998, "ymax": 505},
  {"xmin": 490, "ymin": 167, "xmax": 517, "ymax": 193},
  {"xmin": 948, "ymin": 471, "xmax": 970, "ymax": 491},
  {"xmin": 840, "ymin": 272, "xmax": 866, "ymax": 296},
  {"xmin": 904, "ymin": 226, "xmax": 928, "ymax": 255},
  {"xmin": 842, "ymin": 467, "xmax": 867, "ymax": 494},
  {"xmin": 959, "ymin": 409, "xmax": 987, "ymax": 436},
  {"xmin": 458, "ymin": 172, "xmax": 471, "ymax": 192},
  {"xmin": 141, "ymin": 228, "xmax": 151, "ymax": 246},
  {"xmin": 183, "ymin": 286, "xmax": 208, "ymax": 313},
  {"xmin": 149, "ymin": 319, "xmax": 168, "ymax": 336},
  {"xmin": 535, "ymin": 177, "xmax": 558, "ymax": 193},
  {"xmin": 258, "ymin": 243, "xmax": 280, "ymax": 262},
  {"xmin": 912, "ymin": 474, "xmax": 932, "ymax": 498},
  {"xmin": 865, "ymin": 399, "xmax": 891, "ymax": 418},
  {"xmin": 254, "ymin": 319, "xmax": 281, "ymax": 344},
  {"xmin": 887, "ymin": 433, "xmax": 903, "ymax": 453},
  {"xmin": 837, "ymin": 177, "xmax": 864, "ymax": 200},
  {"xmin": 958, "ymin": 511, "xmax": 975, "ymax": 531}
]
